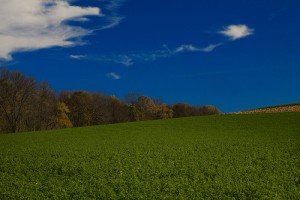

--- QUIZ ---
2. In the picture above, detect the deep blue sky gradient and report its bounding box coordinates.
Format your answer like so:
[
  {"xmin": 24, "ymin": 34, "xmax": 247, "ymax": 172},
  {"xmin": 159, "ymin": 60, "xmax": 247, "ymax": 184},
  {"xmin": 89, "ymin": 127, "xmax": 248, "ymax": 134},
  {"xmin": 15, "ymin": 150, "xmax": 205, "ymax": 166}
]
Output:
[{"xmin": 3, "ymin": 0, "xmax": 300, "ymax": 112}]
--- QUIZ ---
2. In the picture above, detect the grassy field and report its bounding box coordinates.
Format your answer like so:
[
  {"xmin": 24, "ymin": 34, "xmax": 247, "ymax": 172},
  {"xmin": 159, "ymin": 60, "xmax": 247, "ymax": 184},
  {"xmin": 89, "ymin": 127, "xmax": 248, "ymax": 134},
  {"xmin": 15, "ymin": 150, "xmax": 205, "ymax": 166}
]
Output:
[{"xmin": 0, "ymin": 113, "xmax": 299, "ymax": 199}]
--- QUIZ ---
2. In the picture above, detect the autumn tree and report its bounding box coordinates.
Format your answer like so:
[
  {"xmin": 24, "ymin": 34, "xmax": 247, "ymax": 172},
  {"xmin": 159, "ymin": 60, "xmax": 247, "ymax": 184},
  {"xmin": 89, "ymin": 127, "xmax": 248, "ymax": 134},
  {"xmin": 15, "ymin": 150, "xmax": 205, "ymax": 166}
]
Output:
[
  {"xmin": 157, "ymin": 104, "xmax": 173, "ymax": 119},
  {"xmin": 55, "ymin": 102, "xmax": 73, "ymax": 128},
  {"xmin": 172, "ymin": 103, "xmax": 220, "ymax": 118},
  {"xmin": 172, "ymin": 103, "xmax": 191, "ymax": 118},
  {"xmin": 134, "ymin": 96, "xmax": 159, "ymax": 121},
  {"xmin": 0, "ymin": 69, "xmax": 36, "ymax": 133},
  {"xmin": 0, "ymin": 68, "xmax": 221, "ymax": 133},
  {"xmin": 23, "ymin": 83, "xmax": 59, "ymax": 131},
  {"xmin": 108, "ymin": 96, "xmax": 130, "ymax": 123},
  {"xmin": 200, "ymin": 106, "xmax": 221, "ymax": 115},
  {"xmin": 59, "ymin": 91, "xmax": 93, "ymax": 127}
]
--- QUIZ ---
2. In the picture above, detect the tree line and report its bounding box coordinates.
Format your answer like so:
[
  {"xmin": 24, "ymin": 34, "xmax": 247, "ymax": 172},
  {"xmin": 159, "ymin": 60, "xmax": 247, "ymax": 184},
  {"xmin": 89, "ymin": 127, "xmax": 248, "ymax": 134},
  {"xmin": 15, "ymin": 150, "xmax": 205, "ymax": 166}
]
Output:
[{"xmin": 0, "ymin": 68, "xmax": 220, "ymax": 133}]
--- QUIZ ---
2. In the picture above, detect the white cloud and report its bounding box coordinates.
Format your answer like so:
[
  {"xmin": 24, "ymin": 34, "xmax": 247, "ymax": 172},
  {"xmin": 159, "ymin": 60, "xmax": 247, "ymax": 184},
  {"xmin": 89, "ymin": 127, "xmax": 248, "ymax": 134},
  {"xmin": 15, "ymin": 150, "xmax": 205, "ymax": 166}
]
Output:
[
  {"xmin": 99, "ymin": 16, "xmax": 124, "ymax": 30},
  {"xmin": 84, "ymin": 54, "xmax": 134, "ymax": 67},
  {"xmin": 0, "ymin": 0, "xmax": 101, "ymax": 60},
  {"xmin": 117, "ymin": 55, "xmax": 133, "ymax": 66},
  {"xmin": 98, "ymin": 55, "xmax": 133, "ymax": 66},
  {"xmin": 97, "ymin": 0, "xmax": 125, "ymax": 30},
  {"xmin": 139, "ymin": 43, "xmax": 220, "ymax": 61},
  {"xmin": 69, "ymin": 55, "xmax": 87, "ymax": 60},
  {"xmin": 81, "ymin": 43, "xmax": 221, "ymax": 66},
  {"xmin": 220, "ymin": 24, "xmax": 254, "ymax": 40},
  {"xmin": 175, "ymin": 44, "xmax": 221, "ymax": 53},
  {"xmin": 200, "ymin": 43, "xmax": 222, "ymax": 52},
  {"xmin": 105, "ymin": 0, "xmax": 125, "ymax": 10},
  {"xmin": 106, "ymin": 72, "xmax": 121, "ymax": 80},
  {"xmin": 175, "ymin": 45, "xmax": 200, "ymax": 53}
]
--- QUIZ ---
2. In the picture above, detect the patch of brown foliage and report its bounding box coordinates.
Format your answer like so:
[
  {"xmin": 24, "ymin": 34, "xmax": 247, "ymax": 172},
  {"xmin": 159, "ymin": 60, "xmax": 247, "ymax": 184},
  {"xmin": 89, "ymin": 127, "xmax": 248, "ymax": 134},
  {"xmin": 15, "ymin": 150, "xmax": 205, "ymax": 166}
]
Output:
[{"xmin": 235, "ymin": 105, "xmax": 300, "ymax": 114}]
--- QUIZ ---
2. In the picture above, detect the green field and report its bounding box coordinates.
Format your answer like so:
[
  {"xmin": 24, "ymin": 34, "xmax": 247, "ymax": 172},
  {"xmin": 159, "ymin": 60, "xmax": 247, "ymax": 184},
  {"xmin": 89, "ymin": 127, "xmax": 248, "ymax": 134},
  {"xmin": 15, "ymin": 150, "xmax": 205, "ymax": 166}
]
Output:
[{"xmin": 0, "ymin": 113, "xmax": 299, "ymax": 199}]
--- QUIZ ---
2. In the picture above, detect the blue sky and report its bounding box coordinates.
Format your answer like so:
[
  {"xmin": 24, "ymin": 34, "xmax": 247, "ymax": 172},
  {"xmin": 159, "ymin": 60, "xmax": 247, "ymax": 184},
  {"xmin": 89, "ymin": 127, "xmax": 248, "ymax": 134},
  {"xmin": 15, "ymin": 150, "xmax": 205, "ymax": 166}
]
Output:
[{"xmin": 1, "ymin": 0, "xmax": 299, "ymax": 112}]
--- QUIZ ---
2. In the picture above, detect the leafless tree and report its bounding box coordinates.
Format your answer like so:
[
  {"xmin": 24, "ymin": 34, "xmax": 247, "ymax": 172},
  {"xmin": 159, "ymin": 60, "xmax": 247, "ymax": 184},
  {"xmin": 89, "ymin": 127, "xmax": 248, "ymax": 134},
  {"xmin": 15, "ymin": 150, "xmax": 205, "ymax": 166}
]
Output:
[{"xmin": 0, "ymin": 69, "xmax": 36, "ymax": 133}]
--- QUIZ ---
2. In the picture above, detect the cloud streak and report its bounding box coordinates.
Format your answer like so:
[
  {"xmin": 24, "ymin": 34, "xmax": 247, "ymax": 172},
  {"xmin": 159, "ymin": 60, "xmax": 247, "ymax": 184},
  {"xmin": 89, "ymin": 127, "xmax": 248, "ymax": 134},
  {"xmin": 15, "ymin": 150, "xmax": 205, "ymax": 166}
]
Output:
[
  {"xmin": 70, "ymin": 54, "xmax": 87, "ymax": 60},
  {"xmin": 71, "ymin": 54, "xmax": 133, "ymax": 66},
  {"xmin": 175, "ymin": 43, "xmax": 222, "ymax": 53},
  {"xmin": 106, "ymin": 72, "xmax": 121, "ymax": 80},
  {"xmin": 97, "ymin": 0, "xmax": 125, "ymax": 30},
  {"xmin": 130, "ymin": 43, "xmax": 221, "ymax": 63},
  {"xmin": 69, "ymin": 23, "xmax": 253, "ymax": 67},
  {"xmin": 70, "ymin": 43, "xmax": 221, "ymax": 66}
]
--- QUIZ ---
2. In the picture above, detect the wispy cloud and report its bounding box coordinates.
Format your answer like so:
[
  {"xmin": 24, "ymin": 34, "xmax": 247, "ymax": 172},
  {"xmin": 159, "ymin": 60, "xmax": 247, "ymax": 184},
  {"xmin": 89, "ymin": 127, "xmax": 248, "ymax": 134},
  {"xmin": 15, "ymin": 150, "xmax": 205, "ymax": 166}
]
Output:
[
  {"xmin": 70, "ymin": 54, "xmax": 87, "ymax": 60},
  {"xmin": 0, "ymin": 0, "xmax": 102, "ymax": 61},
  {"xmin": 200, "ymin": 44, "xmax": 222, "ymax": 52},
  {"xmin": 106, "ymin": 72, "xmax": 121, "ymax": 80},
  {"xmin": 69, "ymin": 23, "xmax": 252, "ymax": 67},
  {"xmin": 97, "ymin": 0, "xmax": 125, "ymax": 30},
  {"xmin": 130, "ymin": 43, "xmax": 221, "ymax": 63},
  {"xmin": 71, "ymin": 43, "xmax": 221, "ymax": 66},
  {"xmin": 102, "ymin": 55, "xmax": 133, "ymax": 66},
  {"xmin": 99, "ymin": 16, "xmax": 124, "ymax": 30},
  {"xmin": 175, "ymin": 43, "xmax": 222, "ymax": 53},
  {"xmin": 71, "ymin": 54, "xmax": 133, "ymax": 66},
  {"xmin": 175, "ymin": 45, "xmax": 200, "ymax": 53},
  {"xmin": 116, "ymin": 55, "xmax": 134, "ymax": 66},
  {"xmin": 220, "ymin": 24, "xmax": 254, "ymax": 40}
]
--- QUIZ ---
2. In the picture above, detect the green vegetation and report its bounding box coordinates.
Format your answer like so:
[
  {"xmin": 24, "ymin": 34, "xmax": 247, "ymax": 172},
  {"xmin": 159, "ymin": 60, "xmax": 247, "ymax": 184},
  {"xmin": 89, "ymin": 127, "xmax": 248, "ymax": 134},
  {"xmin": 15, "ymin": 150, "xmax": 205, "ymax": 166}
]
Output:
[{"xmin": 0, "ymin": 113, "xmax": 299, "ymax": 199}]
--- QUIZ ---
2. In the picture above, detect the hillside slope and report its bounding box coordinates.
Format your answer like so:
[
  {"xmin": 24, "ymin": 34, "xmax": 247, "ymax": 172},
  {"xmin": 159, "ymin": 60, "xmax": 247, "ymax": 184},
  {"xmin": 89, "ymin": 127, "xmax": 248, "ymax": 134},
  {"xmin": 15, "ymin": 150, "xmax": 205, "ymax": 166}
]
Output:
[
  {"xmin": 0, "ymin": 113, "xmax": 299, "ymax": 199},
  {"xmin": 235, "ymin": 103, "xmax": 300, "ymax": 114}
]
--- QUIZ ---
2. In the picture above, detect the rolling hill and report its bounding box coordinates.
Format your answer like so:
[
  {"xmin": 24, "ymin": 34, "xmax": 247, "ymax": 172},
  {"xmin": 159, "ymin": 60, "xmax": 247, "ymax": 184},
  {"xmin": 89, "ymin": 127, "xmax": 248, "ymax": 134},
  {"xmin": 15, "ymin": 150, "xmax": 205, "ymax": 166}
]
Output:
[{"xmin": 0, "ymin": 113, "xmax": 299, "ymax": 199}]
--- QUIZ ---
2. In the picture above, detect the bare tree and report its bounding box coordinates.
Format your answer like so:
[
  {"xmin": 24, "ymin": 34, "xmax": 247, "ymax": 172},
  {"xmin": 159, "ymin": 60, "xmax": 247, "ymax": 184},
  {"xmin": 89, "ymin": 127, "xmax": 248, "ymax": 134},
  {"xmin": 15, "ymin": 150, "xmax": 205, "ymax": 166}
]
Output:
[
  {"xmin": 26, "ymin": 83, "xmax": 58, "ymax": 131},
  {"xmin": 0, "ymin": 69, "xmax": 36, "ymax": 133}
]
